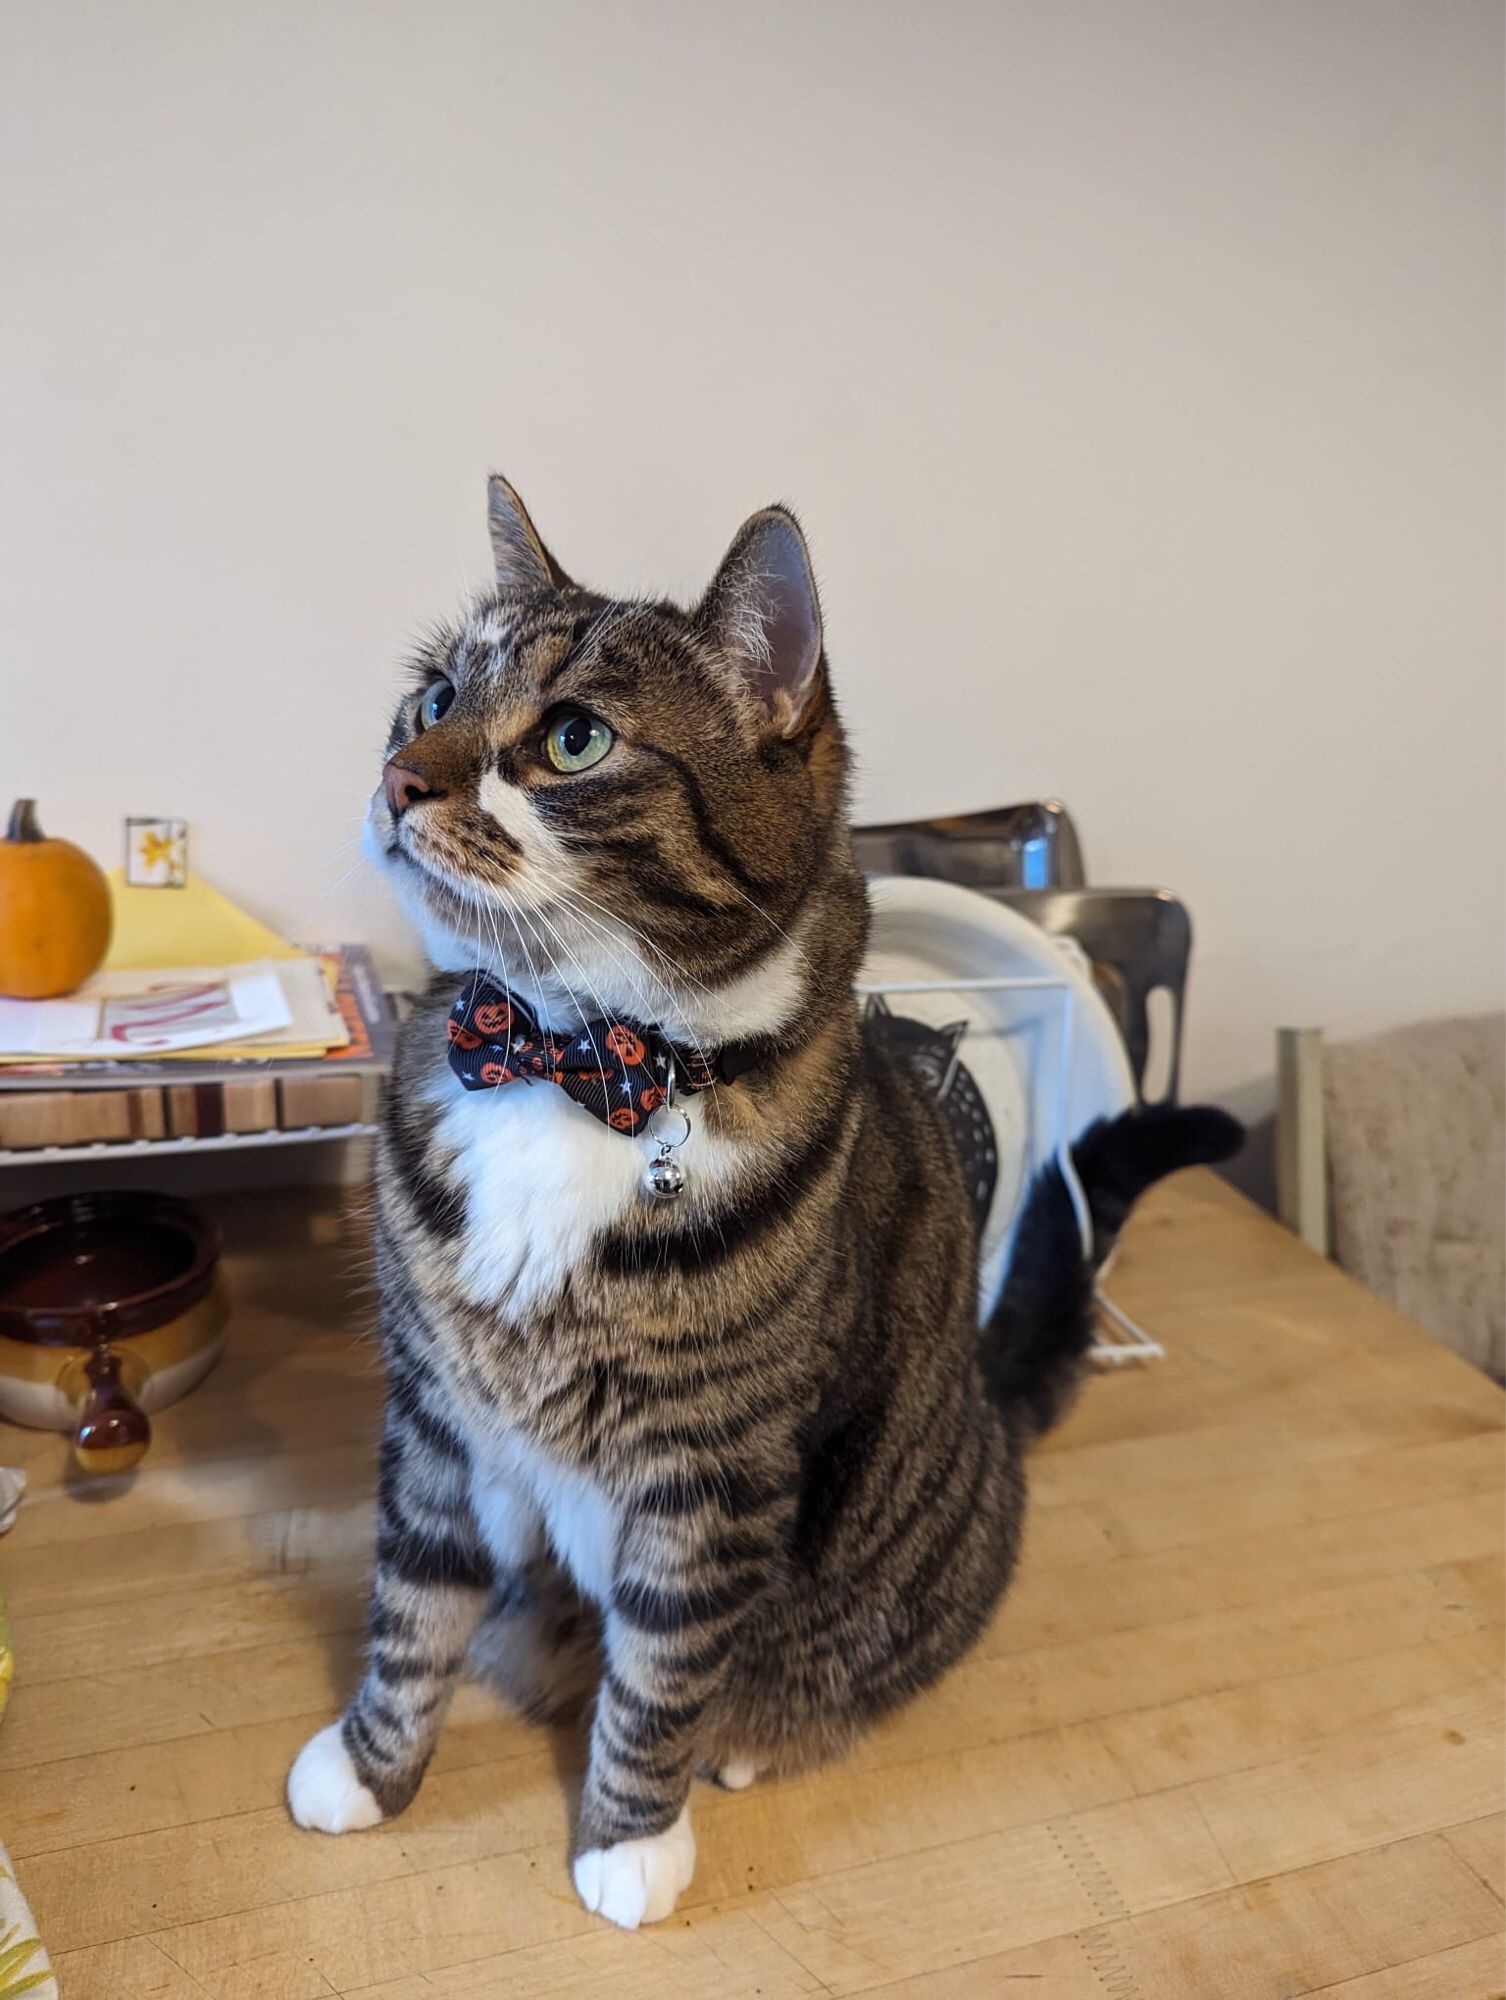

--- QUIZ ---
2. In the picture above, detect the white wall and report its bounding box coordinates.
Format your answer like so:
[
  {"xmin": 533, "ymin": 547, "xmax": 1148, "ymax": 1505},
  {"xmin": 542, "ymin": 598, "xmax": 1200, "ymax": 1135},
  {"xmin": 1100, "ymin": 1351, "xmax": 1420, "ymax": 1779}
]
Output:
[{"xmin": 3, "ymin": 0, "xmax": 1502, "ymax": 1137}]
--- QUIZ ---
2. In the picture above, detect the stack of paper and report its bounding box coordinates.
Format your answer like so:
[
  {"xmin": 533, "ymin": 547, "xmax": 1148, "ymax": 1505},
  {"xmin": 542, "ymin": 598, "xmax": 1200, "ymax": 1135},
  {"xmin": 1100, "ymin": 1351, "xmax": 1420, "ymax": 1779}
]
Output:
[
  {"xmin": 0, "ymin": 958, "xmax": 348, "ymax": 1061},
  {"xmin": 0, "ymin": 874, "xmax": 350, "ymax": 1066}
]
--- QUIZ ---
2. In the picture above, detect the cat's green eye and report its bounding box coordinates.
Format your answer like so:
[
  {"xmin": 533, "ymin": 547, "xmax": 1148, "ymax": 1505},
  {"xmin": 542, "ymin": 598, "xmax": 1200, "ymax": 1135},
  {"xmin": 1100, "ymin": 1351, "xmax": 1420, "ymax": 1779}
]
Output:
[
  {"xmin": 418, "ymin": 678, "xmax": 455, "ymax": 728},
  {"xmin": 543, "ymin": 708, "xmax": 614, "ymax": 774}
]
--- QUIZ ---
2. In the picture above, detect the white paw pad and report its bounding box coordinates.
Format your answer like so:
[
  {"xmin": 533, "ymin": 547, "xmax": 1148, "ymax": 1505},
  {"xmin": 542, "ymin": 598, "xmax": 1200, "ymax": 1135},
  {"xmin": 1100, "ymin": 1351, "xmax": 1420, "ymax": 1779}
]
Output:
[
  {"xmin": 287, "ymin": 1721, "xmax": 384, "ymax": 1833},
  {"xmin": 574, "ymin": 1805, "xmax": 696, "ymax": 1928},
  {"xmin": 717, "ymin": 1758, "xmax": 759, "ymax": 1791}
]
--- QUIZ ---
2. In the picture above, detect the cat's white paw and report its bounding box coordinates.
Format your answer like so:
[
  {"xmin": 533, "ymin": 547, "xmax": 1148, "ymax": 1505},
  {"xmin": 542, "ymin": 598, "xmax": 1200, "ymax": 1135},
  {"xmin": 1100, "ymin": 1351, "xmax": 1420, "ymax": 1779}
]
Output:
[
  {"xmin": 287, "ymin": 1721, "xmax": 384, "ymax": 1833},
  {"xmin": 573, "ymin": 1804, "xmax": 696, "ymax": 1928},
  {"xmin": 716, "ymin": 1758, "xmax": 759, "ymax": 1791}
]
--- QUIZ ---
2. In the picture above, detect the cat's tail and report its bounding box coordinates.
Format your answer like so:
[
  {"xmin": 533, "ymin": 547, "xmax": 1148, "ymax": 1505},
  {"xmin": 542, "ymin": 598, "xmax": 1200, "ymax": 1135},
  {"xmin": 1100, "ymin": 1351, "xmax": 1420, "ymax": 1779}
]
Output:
[{"xmin": 980, "ymin": 1103, "xmax": 1243, "ymax": 1443}]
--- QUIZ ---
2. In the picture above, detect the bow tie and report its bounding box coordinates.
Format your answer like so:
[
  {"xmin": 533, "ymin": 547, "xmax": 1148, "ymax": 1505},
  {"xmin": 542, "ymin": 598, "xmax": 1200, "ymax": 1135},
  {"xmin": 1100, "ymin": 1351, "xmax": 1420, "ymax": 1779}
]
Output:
[{"xmin": 446, "ymin": 977, "xmax": 720, "ymax": 1135}]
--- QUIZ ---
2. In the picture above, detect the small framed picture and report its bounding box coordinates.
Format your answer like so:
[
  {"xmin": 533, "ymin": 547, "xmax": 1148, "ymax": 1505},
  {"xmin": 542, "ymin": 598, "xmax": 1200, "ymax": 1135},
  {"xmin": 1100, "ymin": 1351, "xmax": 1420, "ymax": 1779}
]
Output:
[{"xmin": 125, "ymin": 816, "xmax": 189, "ymax": 888}]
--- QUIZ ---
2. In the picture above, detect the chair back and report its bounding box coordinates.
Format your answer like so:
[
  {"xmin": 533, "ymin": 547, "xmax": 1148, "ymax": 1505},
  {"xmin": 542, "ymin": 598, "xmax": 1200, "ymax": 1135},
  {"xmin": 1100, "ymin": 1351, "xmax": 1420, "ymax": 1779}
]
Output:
[
  {"xmin": 993, "ymin": 887, "xmax": 1192, "ymax": 1104},
  {"xmin": 852, "ymin": 800, "xmax": 1086, "ymax": 891}
]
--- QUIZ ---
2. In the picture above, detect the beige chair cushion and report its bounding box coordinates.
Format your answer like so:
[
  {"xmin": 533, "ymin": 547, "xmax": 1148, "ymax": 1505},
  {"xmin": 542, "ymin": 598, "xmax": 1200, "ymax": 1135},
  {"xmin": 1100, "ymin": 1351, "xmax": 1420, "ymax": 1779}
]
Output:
[{"xmin": 1323, "ymin": 1014, "xmax": 1505, "ymax": 1378}]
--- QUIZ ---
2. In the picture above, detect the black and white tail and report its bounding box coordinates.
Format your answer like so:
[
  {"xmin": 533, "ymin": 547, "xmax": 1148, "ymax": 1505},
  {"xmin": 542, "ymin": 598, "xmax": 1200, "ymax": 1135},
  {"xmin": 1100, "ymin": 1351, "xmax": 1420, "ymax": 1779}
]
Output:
[{"xmin": 981, "ymin": 1103, "xmax": 1243, "ymax": 1441}]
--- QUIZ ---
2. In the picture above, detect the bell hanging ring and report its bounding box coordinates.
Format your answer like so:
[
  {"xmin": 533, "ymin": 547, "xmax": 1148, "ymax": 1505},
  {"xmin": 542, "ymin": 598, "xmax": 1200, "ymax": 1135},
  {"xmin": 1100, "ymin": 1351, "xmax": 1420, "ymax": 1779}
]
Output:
[{"xmin": 642, "ymin": 1057, "xmax": 691, "ymax": 1203}]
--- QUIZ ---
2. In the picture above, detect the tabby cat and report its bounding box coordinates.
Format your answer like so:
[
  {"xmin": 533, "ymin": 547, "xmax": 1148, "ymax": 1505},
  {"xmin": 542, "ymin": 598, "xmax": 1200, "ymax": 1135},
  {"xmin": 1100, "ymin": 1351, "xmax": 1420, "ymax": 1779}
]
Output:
[{"xmin": 287, "ymin": 478, "xmax": 1241, "ymax": 1929}]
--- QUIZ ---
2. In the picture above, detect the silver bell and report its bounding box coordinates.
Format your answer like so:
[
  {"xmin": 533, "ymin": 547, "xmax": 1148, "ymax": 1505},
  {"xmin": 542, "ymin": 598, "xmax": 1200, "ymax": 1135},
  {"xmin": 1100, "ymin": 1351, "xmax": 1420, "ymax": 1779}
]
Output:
[{"xmin": 643, "ymin": 1151, "xmax": 685, "ymax": 1202}]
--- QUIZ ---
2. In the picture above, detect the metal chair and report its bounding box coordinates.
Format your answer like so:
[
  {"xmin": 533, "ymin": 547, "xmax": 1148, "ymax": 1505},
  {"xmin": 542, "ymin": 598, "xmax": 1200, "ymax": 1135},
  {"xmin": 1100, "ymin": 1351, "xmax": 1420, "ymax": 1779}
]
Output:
[
  {"xmin": 852, "ymin": 800, "xmax": 1191, "ymax": 1104},
  {"xmin": 991, "ymin": 888, "xmax": 1193, "ymax": 1106},
  {"xmin": 852, "ymin": 800, "xmax": 1086, "ymax": 892}
]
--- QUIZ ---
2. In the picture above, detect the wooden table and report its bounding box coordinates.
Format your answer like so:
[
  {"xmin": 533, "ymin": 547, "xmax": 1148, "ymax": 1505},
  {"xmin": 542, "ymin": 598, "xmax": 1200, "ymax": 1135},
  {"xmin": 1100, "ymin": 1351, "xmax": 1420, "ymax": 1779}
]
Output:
[{"xmin": 2, "ymin": 1171, "xmax": 1501, "ymax": 1999}]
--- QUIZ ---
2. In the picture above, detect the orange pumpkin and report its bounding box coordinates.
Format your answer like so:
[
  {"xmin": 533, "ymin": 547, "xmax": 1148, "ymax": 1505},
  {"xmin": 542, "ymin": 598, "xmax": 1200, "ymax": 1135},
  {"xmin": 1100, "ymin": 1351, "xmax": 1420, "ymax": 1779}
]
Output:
[{"xmin": 0, "ymin": 800, "xmax": 113, "ymax": 999}]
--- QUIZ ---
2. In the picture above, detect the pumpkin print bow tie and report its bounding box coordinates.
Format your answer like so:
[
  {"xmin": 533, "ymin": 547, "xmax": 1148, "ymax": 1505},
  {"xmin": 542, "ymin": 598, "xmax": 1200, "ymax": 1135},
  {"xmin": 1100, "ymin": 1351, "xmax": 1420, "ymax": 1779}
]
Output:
[{"xmin": 446, "ymin": 977, "xmax": 718, "ymax": 1135}]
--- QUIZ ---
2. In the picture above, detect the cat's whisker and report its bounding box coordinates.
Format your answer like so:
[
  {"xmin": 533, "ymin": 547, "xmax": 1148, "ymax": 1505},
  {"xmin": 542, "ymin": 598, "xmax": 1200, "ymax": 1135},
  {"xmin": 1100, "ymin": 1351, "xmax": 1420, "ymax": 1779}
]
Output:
[
  {"xmin": 463, "ymin": 862, "xmax": 727, "ymax": 1130},
  {"xmin": 544, "ymin": 886, "xmax": 713, "ymax": 1012},
  {"xmin": 525, "ymin": 879, "xmax": 701, "ymax": 1027},
  {"xmin": 484, "ymin": 888, "xmax": 517, "ymax": 1072},
  {"xmin": 462, "ymin": 886, "xmax": 492, "ymax": 1034},
  {"xmin": 701, "ymin": 870, "xmax": 816, "ymax": 976},
  {"xmin": 501, "ymin": 889, "xmax": 637, "ymax": 1109},
  {"xmin": 522, "ymin": 867, "xmax": 736, "ymax": 1042},
  {"xmin": 493, "ymin": 882, "xmax": 549, "ymax": 1035},
  {"xmin": 286, "ymin": 845, "xmax": 385, "ymax": 944},
  {"xmin": 491, "ymin": 886, "xmax": 601, "ymax": 1073},
  {"xmin": 523, "ymin": 878, "xmax": 728, "ymax": 1126}
]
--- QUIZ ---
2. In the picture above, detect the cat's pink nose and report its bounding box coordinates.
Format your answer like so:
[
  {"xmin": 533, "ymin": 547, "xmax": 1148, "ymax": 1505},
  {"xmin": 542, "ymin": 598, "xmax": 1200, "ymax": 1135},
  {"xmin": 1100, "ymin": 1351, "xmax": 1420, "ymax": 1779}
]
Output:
[{"xmin": 384, "ymin": 762, "xmax": 437, "ymax": 816}]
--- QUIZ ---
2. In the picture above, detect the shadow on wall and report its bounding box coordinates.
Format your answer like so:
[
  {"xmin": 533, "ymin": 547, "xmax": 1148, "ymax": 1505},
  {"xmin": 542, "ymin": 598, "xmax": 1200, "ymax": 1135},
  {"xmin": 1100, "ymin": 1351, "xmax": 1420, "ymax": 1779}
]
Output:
[{"xmin": 1215, "ymin": 1077, "xmax": 1278, "ymax": 1214}]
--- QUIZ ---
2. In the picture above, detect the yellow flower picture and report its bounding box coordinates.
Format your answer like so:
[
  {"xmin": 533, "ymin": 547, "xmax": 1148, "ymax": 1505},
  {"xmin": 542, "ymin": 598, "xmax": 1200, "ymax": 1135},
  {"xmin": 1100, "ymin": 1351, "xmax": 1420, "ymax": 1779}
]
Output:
[{"xmin": 125, "ymin": 815, "xmax": 189, "ymax": 888}]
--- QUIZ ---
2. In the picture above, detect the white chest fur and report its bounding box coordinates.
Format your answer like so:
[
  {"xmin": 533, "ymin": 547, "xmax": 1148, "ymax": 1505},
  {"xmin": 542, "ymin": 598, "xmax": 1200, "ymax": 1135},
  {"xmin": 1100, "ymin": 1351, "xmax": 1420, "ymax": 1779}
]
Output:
[
  {"xmin": 471, "ymin": 1429, "xmax": 621, "ymax": 1603},
  {"xmin": 428, "ymin": 1060, "xmax": 753, "ymax": 1321},
  {"xmin": 433, "ymin": 1070, "xmax": 643, "ymax": 1321}
]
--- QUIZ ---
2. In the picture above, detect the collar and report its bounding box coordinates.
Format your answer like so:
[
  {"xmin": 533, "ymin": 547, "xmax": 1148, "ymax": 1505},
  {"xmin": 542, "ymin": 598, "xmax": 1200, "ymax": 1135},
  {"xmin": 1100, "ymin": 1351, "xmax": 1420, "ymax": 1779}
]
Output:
[{"xmin": 446, "ymin": 975, "xmax": 764, "ymax": 1135}]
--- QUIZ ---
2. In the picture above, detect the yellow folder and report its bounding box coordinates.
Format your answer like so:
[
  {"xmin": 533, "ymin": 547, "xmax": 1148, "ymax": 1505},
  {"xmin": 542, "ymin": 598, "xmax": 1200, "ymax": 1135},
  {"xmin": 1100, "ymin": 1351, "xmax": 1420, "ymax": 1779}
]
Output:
[
  {"xmin": 104, "ymin": 870, "xmax": 304, "ymax": 971},
  {"xmin": 95, "ymin": 872, "xmax": 340, "ymax": 1061}
]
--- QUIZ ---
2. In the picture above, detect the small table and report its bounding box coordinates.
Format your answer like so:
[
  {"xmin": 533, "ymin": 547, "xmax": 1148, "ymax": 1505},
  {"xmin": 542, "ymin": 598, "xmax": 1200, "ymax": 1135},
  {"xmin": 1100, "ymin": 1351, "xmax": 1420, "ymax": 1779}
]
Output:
[{"xmin": 1, "ymin": 1170, "xmax": 1500, "ymax": 1996}]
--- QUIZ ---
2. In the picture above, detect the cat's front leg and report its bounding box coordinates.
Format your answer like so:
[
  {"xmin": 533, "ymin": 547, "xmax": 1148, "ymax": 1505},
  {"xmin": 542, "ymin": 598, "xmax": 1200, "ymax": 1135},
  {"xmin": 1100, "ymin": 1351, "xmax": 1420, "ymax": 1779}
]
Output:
[
  {"xmin": 572, "ymin": 1493, "xmax": 778, "ymax": 1929},
  {"xmin": 289, "ymin": 1385, "xmax": 491, "ymax": 1831}
]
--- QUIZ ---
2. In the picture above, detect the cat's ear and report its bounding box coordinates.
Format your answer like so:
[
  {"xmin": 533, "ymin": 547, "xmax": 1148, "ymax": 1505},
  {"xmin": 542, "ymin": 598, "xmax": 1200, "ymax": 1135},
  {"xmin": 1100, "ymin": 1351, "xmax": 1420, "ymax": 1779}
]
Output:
[
  {"xmin": 486, "ymin": 475, "xmax": 573, "ymax": 595},
  {"xmin": 696, "ymin": 507, "xmax": 824, "ymax": 735}
]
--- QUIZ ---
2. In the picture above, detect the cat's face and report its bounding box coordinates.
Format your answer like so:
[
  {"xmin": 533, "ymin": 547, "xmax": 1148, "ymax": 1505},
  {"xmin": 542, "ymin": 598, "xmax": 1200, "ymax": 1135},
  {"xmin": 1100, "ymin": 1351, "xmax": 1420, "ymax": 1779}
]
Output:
[{"xmin": 369, "ymin": 479, "xmax": 848, "ymax": 1033}]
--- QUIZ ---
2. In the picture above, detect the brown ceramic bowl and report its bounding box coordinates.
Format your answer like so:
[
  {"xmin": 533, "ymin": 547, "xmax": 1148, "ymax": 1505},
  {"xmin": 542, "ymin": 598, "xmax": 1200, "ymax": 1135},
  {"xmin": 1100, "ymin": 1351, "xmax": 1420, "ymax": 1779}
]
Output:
[{"xmin": 0, "ymin": 1191, "xmax": 228, "ymax": 1474}]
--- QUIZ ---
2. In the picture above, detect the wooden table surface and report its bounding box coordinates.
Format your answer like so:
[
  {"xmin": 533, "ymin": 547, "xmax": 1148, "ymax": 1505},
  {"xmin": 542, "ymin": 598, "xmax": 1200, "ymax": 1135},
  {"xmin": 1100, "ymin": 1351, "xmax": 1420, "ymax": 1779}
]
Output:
[{"xmin": 2, "ymin": 1170, "xmax": 1501, "ymax": 2000}]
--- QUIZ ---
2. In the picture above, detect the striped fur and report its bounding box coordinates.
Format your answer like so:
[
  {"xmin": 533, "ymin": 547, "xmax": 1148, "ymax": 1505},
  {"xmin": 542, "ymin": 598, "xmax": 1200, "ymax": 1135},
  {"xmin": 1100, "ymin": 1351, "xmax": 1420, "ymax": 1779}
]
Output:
[{"xmin": 288, "ymin": 482, "xmax": 1240, "ymax": 1926}]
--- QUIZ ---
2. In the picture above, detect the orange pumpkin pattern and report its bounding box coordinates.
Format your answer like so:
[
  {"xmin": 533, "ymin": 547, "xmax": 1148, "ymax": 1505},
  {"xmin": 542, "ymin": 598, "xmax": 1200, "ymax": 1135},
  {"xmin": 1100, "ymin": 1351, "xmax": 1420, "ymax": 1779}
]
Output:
[
  {"xmin": 473, "ymin": 1000, "xmax": 514, "ymax": 1036},
  {"xmin": 604, "ymin": 1024, "xmax": 647, "ymax": 1065},
  {"xmin": 446, "ymin": 978, "xmax": 720, "ymax": 1136}
]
